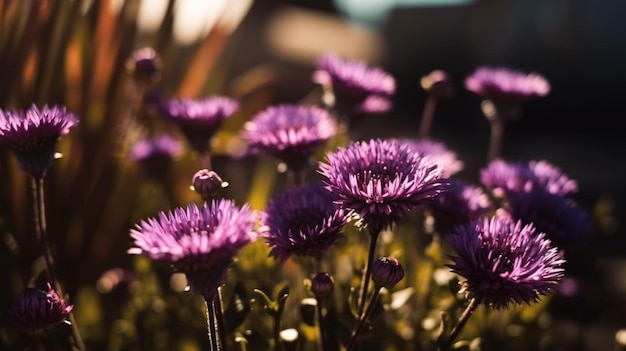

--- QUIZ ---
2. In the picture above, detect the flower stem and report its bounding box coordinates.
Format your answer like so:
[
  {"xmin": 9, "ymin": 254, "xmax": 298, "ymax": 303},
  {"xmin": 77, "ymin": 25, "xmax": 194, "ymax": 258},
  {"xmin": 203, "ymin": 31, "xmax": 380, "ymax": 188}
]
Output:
[
  {"xmin": 357, "ymin": 230, "xmax": 380, "ymax": 316},
  {"xmin": 487, "ymin": 118, "xmax": 504, "ymax": 163},
  {"xmin": 316, "ymin": 297, "xmax": 328, "ymax": 351},
  {"xmin": 215, "ymin": 288, "xmax": 229, "ymax": 351},
  {"xmin": 31, "ymin": 177, "xmax": 85, "ymax": 351},
  {"xmin": 440, "ymin": 297, "xmax": 481, "ymax": 351},
  {"xmin": 347, "ymin": 287, "xmax": 381, "ymax": 351},
  {"xmin": 418, "ymin": 94, "xmax": 438, "ymax": 139},
  {"xmin": 204, "ymin": 296, "xmax": 222, "ymax": 351}
]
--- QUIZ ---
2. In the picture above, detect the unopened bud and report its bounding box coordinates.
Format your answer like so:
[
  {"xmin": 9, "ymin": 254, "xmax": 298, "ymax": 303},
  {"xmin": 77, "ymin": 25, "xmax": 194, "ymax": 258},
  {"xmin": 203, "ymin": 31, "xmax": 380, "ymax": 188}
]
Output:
[
  {"xmin": 421, "ymin": 70, "xmax": 454, "ymax": 98},
  {"xmin": 191, "ymin": 169, "xmax": 228, "ymax": 200},
  {"xmin": 127, "ymin": 47, "xmax": 162, "ymax": 82},
  {"xmin": 371, "ymin": 257, "xmax": 404, "ymax": 288},
  {"xmin": 311, "ymin": 272, "xmax": 334, "ymax": 300}
]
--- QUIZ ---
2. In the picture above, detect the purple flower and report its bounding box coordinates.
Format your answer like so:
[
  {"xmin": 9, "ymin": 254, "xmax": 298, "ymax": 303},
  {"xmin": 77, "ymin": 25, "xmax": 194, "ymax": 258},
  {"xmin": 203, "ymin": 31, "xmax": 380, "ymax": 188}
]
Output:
[
  {"xmin": 261, "ymin": 182, "xmax": 347, "ymax": 261},
  {"xmin": 465, "ymin": 66, "xmax": 550, "ymax": 107},
  {"xmin": 9, "ymin": 283, "xmax": 73, "ymax": 334},
  {"xmin": 318, "ymin": 138, "xmax": 448, "ymax": 234},
  {"xmin": 505, "ymin": 189, "xmax": 594, "ymax": 252},
  {"xmin": 480, "ymin": 159, "xmax": 578, "ymax": 197},
  {"xmin": 400, "ymin": 138, "xmax": 464, "ymax": 177},
  {"xmin": 423, "ymin": 178, "xmax": 492, "ymax": 232},
  {"xmin": 446, "ymin": 216, "xmax": 565, "ymax": 309},
  {"xmin": 128, "ymin": 47, "xmax": 162, "ymax": 82},
  {"xmin": 311, "ymin": 272, "xmax": 335, "ymax": 300},
  {"xmin": 192, "ymin": 169, "xmax": 228, "ymax": 200},
  {"xmin": 242, "ymin": 104, "xmax": 337, "ymax": 171},
  {"xmin": 161, "ymin": 96, "xmax": 239, "ymax": 154},
  {"xmin": 314, "ymin": 52, "xmax": 395, "ymax": 117},
  {"xmin": 371, "ymin": 257, "xmax": 405, "ymax": 289},
  {"xmin": 129, "ymin": 134, "xmax": 182, "ymax": 180},
  {"xmin": 128, "ymin": 200, "xmax": 258, "ymax": 298},
  {"xmin": 0, "ymin": 104, "xmax": 79, "ymax": 178}
]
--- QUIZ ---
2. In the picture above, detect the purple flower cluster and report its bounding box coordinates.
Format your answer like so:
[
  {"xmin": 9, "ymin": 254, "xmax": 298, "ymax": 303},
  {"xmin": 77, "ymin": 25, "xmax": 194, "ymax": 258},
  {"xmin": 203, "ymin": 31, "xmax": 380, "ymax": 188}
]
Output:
[
  {"xmin": 128, "ymin": 200, "xmax": 258, "ymax": 298},
  {"xmin": 465, "ymin": 66, "xmax": 550, "ymax": 106},
  {"xmin": 261, "ymin": 182, "xmax": 347, "ymax": 261},
  {"xmin": 9, "ymin": 284, "xmax": 73, "ymax": 334},
  {"xmin": 480, "ymin": 159, "xmax": 592, "ymax": 251},
  {"xmin": 161, "ymin": 96, "xmax": 239, "ymax": 154},
  {"xmin": 446, "ymin": 216, "xmax": 565, "ymax": 309},
  {"xmin": 318, "ymin": 138, "xmax": 448, "ymax": 234},
  {"xmin": 314, "ymin": 53, "xmax": 395, "ymax": 116},
  {"xmin": 242, "ymin": 104, "xmax": 337, "ymax": 171},
  {"xmin": 0, "ymin": 104, "xmax": 79, "ymax": 178}
]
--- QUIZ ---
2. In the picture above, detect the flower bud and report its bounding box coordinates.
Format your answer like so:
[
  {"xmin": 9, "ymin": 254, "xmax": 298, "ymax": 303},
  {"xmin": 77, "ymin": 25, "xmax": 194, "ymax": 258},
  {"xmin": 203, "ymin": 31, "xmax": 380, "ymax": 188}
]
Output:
[
  {"xmin": 371, "ymin": 257, "xmax": 405, "ymax": 288},
  {"xmin": 421, "ymin": 70, "xmax": 454, "ymax": 99},
  {"xmin": 311, "ymin": 272, "xmax": 334, "ymax": 300},
  {"xmin": 192, "ymin": 169, "xmax": 228, "ymax": 200},
  {"xmin": 127, "ymin": 47, "xmax": 162, "ymax": 82},
  {"xmin": 9, "ymin": 283, "xmax": 73, "ymax": 334}
]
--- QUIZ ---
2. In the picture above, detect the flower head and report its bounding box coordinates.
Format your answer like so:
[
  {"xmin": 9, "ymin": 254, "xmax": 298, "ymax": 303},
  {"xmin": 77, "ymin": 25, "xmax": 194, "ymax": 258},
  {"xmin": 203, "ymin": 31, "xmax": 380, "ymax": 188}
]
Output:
[
  {"xmin": 9, "ymin": 283, "xmax": 73, "ymax": 334},
  {"xmin": 127, "ymin": 47, "xmax": 162, "ymax": 82},
  {"xmin": 129, "ymin": 134, "xmax": 182, "ymax": 180},
  {"xmin": 421, "ymin": 70, "xmax": 454, "ymax": 99},
  {"xmin": 401, "ymin": 138, "xmax": 464, "ymax": 177},
  {"xmin": 446, "ymin": 216, "xmax": 565, "ymax": 309},
  {"xmin": 0, "ymin": 104, "xmax": 79, "ymax": 178},
  {"xmin": 480, "ymin": 159, "xmax": 578, "ymax": 197},
  {"xmin": 505, "ymin": 189, "xmax": 594, "ymax": 252},
  {"xmin": 371, "ymin": 257, "xmax": 405, "ymax": 289},
  {"xmin": 161, "ymin": 96, "xmax": 239, "ymax": 154},
  {"xmin": 465, "ymin": 66, "xmax": 550, "ymax": 107},
  {"xmin": 192, "ymin": 169, "xmax": 228, "ymax": 200},
  {"xmin": 318, "ymin": 138, "xmax": 448, "ymax": 234},
  {"xmin": 261, "ymin": 182, "xmax": 347, "ymax": 261},
  {"xmin": 423, "ymin": 178, "xmax": 492, "ymax": 232},
  {"xmin": 128, "ymin": 200, "xmax": 258, "ymax": 298},
  {"xmin": 242, "ymin": 104, "xmax": 337, "ymax": 171}
]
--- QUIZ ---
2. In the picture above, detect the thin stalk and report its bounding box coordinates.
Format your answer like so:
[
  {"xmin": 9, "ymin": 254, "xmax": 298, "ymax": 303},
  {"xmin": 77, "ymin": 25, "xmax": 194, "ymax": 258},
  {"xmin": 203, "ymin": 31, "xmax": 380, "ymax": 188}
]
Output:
[
  {"xmin": 347, "ymin": 288, "xmax": 381, "ymax": 351},
  {"xmin": 487, "ymin": 118, "xmax": 504, "ymax": 163},
  {"xmin": 272, "ymin": 312, "xmax": 281, "ymax": 351},
  {"xmin": 439, "ymin": 297, "xmax": 481, "ymax": 351},
  {"xmin": 356, "ymin": 230, "xmax": 380, "ymax": 316},
  {"xmin": 31, "ymin": 177, "xmax": 85, "ymax": 351},
  {"xmin": 418, "ymin": 94, "xmax": 438, "ymax": 139},
  {"xmin": 204, "ymin": 296, "xmax": 221, "ymax": 351},
  {"xmin": 316, "ymin": 297, "xmax": 328, "ymax": 351},
  {"xmin": 214, "ymin": 288, "xmax": 228, "ymax": 351}
]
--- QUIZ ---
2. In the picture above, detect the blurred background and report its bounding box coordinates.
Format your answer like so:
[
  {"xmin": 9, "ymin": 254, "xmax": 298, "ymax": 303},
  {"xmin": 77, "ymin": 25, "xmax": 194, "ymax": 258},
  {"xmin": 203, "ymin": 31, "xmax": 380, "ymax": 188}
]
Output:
[{"xmin": 1, "ymin": 0, "xmax": 625, "ymax": 350}]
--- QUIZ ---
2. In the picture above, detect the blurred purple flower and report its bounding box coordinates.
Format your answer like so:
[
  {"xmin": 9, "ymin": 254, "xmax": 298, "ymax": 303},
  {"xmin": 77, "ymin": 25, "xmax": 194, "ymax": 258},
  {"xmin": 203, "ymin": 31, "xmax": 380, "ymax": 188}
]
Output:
[
  {"xmin": 242, "ymin": 104, "xmax": 337, "ymax": 171},
  {"xmin": 0, "ymin": 104, "xmax": 79, "ymax": 179},
  {"xmin": 128, "ymin": 47, "xmax": 162, "ymax": 82},
  {"xmin": 261, "ymin": 182, "xmax": 347, "ymax": 261},
  {"xmin": 161, "ymin": 96, "xmax": 239, "ymax": 154},
  {"xmin": 424, "ymin": 178, "xmax": 492, "ymax": 232},
  {"xmin": 465, "ymin": 66, "xmax": 550, "ymax": 107},
  {"xmin": 9, "ymin": 283, "xmax": 73, "ymax": 334},
  {"xmin": 446, "ymin": 216, "xmax": 565, "ymax": 309},
  {"xmin": 480, "ymin": 159, "xmax": 578, "ymax": 197},
  {"xmin": 506, "ymin": 189, "xmax": 594, "ymax": 252},
  {"xmin": 128, "ymin": 200, "xmax": 258, "ymax": 298},
  {"xmin": 318, "ymin": 138, "xmax": 448, "ymax": 234},
  {"xmin": 129, "ymin": 134, "xmax": 182, "ymax": 180},
  {"xmin": 314, "ymin": 52, "xmax": 395, "ymax": 103},
  {"xmin": 400, "ymin": 138, "xmax": 464, "ymax": 177},
  {"xmin": 421, "ymin": 69, "xmax": 454, "ymax": 99}
]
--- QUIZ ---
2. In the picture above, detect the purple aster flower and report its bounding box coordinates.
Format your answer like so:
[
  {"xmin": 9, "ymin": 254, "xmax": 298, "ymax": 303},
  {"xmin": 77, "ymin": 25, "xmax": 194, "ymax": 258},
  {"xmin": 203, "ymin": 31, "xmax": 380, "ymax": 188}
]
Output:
[
  {"xmin": 314, "ymin": 52, "xmax": 395, "ymax": 103},
  {"xmin": 9, "ymin": 283, "xmax": 73, "ymax": 334},
  {"xmin": 128, "ymin": 200, "xmax": 258, "ymax": 299},
  {"xmin": 242, "ymin": 104, "xmax": 337, "ymax": 171},
  {"xmin": 318, "ymin": 138, "xmax": 448, "ymax": 234},
  {"xmin": 480, "ymin": 159, "xmax": 578, "ymax": 197},
  {"xmin": 423, "ymin": 178, "xmax": 492, "ymax": 233},
  {"xmin": 261, "ymin": 182, "xmax": 347, "ymax": 261},
  {"xmin": 505, "ymin": 189, "xmax": 594, "ymax": 252},
  {"xmin": 400, "ymin": 138, "xmax": 464, "ymax": 177},
  {"xmin": 129, "ymin": 134, "xmax": 182, "ymax": 180},
  {"xmin": 446, "ymin": 216, "xmax": 565, "ymax": 309},
  {"xmin": 0, "ymin": 104, "xmax": 79, "ymax": 179},
  {"xmin": 127, "ymin": 47, "xmax": 162, "ymax": 82},
  {"xmin": 465, "ymin": 66, "xmax": 550, "ymax": 107},
  {"xmin": 161, "ymin": 96, "xmax": 239, "ymax": 154}
]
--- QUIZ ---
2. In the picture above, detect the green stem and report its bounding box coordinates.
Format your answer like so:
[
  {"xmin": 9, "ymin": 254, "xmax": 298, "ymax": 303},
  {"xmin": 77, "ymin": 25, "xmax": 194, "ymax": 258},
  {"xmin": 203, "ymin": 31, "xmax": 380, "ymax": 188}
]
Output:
[
  {"xmin": 357, "ymin": 230, "xmax": 380, "ymax": 316},
  {"xmin": 440, "ymin": 297, "xmax": 481, "ymax": 351},
  {"xmin": 418, "ymin": 94, "xmax": 438, "ymax": 139},
  {"xmin": 316, "ymin": 297, "xmax": 328, "ymax": 351},
  {"xmin": 205, "ymin": 296, "xmax": 221, "ymax": 351},
  {"xmin": 347, "ymin": 288, "xmax": 381, "ymax": 351},
  {"xmin": 31, "ymin": 177, "xmax": 85, "ymax": 351}
]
